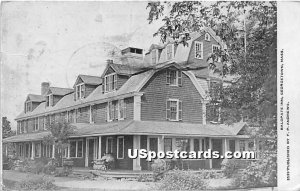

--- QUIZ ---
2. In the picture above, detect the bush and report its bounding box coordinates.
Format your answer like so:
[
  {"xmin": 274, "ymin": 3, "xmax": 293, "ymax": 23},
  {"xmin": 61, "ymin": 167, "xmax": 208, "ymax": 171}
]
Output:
[
  {"xmin": 137, "ymin": 174, "xmax": 153, "ymax": 182},
  {"xmin": 221, "ymin": 159, "xmax": 250, "ymax": 178},
  {"xmin": 233, "ymin": 156, "xmax": 277, "ymax": 188},
  {"xmin": 17, "ymin": 176, "xmax": 57, "ymax": 190},
  {"xmin": 154, "ymin": 169, "xmax": 207, "ymax": 190}
]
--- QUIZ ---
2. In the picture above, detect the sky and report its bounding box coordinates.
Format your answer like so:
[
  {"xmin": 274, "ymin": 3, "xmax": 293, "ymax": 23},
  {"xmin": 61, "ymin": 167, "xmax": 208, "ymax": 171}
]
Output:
[{"xmin": 1, "ymin": 1, "xmax": 163, "ymax": 129}]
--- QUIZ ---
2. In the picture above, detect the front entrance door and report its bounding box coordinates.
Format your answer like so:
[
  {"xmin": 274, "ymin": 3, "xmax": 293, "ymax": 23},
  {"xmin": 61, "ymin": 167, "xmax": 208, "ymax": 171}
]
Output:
[
  {"xmin": 147, "ymin": 137, "xmax": 158, "ymax": 170},
  {"xmin": 212, "ymin": 139, "xmax": 223, "ymax": 169},
  {"xmin": 86, "ymin": 138, "xmax": 98, "ymax": 167}
]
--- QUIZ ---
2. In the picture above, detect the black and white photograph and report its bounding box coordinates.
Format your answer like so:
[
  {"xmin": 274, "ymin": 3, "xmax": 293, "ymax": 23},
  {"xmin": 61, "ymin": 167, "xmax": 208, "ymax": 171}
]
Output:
[{"xmin": 1, "ymin": 1, "xmax": 299, "ymax": 190}]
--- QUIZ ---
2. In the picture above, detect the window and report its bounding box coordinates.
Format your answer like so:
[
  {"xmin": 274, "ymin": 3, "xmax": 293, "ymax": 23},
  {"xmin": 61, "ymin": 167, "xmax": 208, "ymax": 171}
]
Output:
[
  {"xmin": 46, "ymin": 94, "xmax": 53, "ymax": 107},
  {"xmin": 35, "ymin": 143, "xmax": 41, "ymax": 158},
  {"xmin": 118, "ymin": 99, "xmax": 126, "ymax": 120},
  {"xmin": 117, "ymin": 136, "xmax": 124, "ymax": 159},
  {"xmin": 43, "ymin": 144, "xmax": 52, "ymax": 158},
  {"xmin": 166, "ymin": 99, "xmax": 182, "ymax": 121},
  {"xmin": 107, "ymin": 101, "xmax": 119, "ymax": 122},
  {"xmin": 194, "ymin": 139, "xmax": 200, "ymax": 151},
  {"xmin": 104, "ymin": 73, "xmax": 117, "ymax": 93},
  {"xmin": 24, "ymin": 120, "xmax": 28, "ymax": 133},
  {"xmin": 75, "ymin": 83, "xmax": 85, "ymax": 100},
  {"xmin": 166, "ymin": 44, "xmax": 173, "ymax": 60},
  {"xmin": 25, "ymin": 101, "xmax": 32, "ymax": 113},
  {"xmin": 106, "ymin": 137, "xmax": 113, "ymax": 154},
  {"xmin": 70, "ymin": 140, "xmax": 83, "ymax": 158},
  {"xmin": 164, "ymin": 138, "xmax": 172, "ymax": 152},
  {"xmin": 212, "ymin": 44, "xmax": 221, "ymax": 62},
  {"xmin": 34, "ymin": 118, "xmax": 39, "ymax": 131},
  {"xmin": 175, "ymin": 138, "xmax": 190, "ymax": 152},
  {"xmin": 91, "ymin": 105, "xmax": 97, "ymax": 123},
  {"xmin": 166, "ymin": 70, "xmax": 182, "ymax": 86},
  {"xmin": 62, "ymin": 147, "xmax": 68, "ymax": 158},
  {"xmin": 195, "ymin": 41, "xmax": 203, "ymax": 59},
  {"xmin": 205, "ymin": 33, "xmax": 210, "ymax": 41},
  {"xmin": 239, "ymin": 140, "xmax": 246, "ymax": 152},
  {"xmin": 151, "ymin": 49, "xmax": 157, "ymax": 64}
]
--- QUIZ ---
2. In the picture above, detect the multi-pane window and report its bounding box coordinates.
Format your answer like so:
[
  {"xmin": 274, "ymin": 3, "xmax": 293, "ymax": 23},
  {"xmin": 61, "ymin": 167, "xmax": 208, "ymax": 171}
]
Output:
[
  {"xmin": 106, "ymin": 137, "xmax": 113, "ymax": 154},
  {"xmin": 164, "ymin": 138, "xmax": 172, "ymax": 152},
  {"xmin": 166, "ymin": 70, "xmax": 182, "ymax": 86},
  {"xmin": 70, "ymin": 140, "xmax": 83, "ymax": 158},
  {"xmin": 212, "ymin": 44, "xmax": 221, "ymax": 62},
  {"xmin": 117, "ymin": 136, "xmax": 124, "ymax": 159},
  {"xmin": 166, "ymin": 99, "xmax": 182, "ymax": 121},
  {"xmin": 118, "ymin": 99, "xmax": 126, "ymax": 120},
  {"xmin": 195, "ymin": 41, "xmax": 203, "ymax": 59},
  {"xmin": 42, "ymin": 144, "xmax": 53, "ymax": 158},
  {"xmin": 24, "ymin": 120, "xmax": 28, "ymax": 133},
  {"xmin": 75, "ymin": 83, "xmax": 85, "ymax": 100},
  {"xmin": 91, "ymin": 105, "xmax": 97, "ymax": 123},
  {"xmin": 239, "ymin": 140, "xmax": 246, "ymax": 152},
  {"xmin": 104, "ymin": 74, "xmax": 117, "ymax": 93},
  {"xmin": 151, "ymin": 49, "xmax": 157, "ymax": 64},
  {"xmin": 34, "ymin": 118, "xmax": 39, "ymax": 131},
  {"xmin": 175, "ymin": 138, "xmax": 190, "ymax": 152},
  {"xmin": 166, "ymin": 44, "xmax": 173, "ymax": 60},
  {"xmin": 25, "ymin": 101, "xmax": 32, "ymax": 113}
]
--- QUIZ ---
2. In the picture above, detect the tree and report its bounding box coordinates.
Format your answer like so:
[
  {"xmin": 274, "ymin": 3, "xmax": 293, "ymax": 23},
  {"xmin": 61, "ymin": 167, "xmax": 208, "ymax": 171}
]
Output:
[
  {"xmin": 43, "ymin": 122, "xmax": 75, "ymax": 166},
  {"xmin": 147, "ymin": 1, "xmax": 277, "ymax": 187},
  {"xmin": 2, "ymin": 117, "xmax": 14, "ymax": 138}
]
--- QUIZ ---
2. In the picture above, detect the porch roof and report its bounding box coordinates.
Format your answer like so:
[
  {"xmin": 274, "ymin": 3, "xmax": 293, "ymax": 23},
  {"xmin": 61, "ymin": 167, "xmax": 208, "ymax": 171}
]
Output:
[{"xmin": 3, "ymin": 121, "xmax": 248, "ymax": 143}]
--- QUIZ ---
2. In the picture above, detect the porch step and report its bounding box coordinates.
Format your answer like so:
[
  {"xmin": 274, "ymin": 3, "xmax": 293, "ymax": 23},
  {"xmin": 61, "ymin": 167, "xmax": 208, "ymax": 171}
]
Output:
[{"xmin": 90, "ymin": 170, "xmax": 152, "ymax": 180}]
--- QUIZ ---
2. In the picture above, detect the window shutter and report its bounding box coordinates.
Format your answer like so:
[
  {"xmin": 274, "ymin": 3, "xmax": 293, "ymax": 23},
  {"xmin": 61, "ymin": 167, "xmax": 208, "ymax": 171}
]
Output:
[
  {"xmin": 178, "ymin": 100, "xmax": 182, "ymax": 121},
  {"xmin": 114, "ymin": 75, "xmax": 117, "ymax": 90},
  {"xmin": 124, "ymin": 100, "xmax": 127, "ymax": 119},
  {"xmin": 115, "ymin": 101, "xmax": 119, "ymax": 120},
  {"xmin": 178, "ymin": 71, "xmax": 182, "ymax": 86},
  {"xmin": 166, "ymin": 100, "xmax": 171, "ymax": 120},
  {"xmin": 105, "ymin": 103, "xmax": 108, "ymax": 122},
  {"xmin": 166, "ymin": 70, "xmax": 170, "ymax": 84},
  {"xmin": 82, "ymin": 84, "xmax": 85, "ymax": 98}
]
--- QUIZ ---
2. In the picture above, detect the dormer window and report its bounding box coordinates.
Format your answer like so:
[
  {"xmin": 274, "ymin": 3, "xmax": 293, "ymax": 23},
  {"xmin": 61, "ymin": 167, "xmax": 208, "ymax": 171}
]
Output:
[
  {"xmin": 25, "ymin": 101, "xmax": 32, "ymax": 113},
  {"xmin": 46, "ymin": 94, "xmax": 53, "ymax": 107},
  {"xmin": 166, "ymin": 70, "xmax": 182, "ymax": 86},
  {"xmin": 151, "ymin": 49, "xmax": 158, "ymax": 64},
  {"xmin": 166, "ymin": 44, "xmax": 174, "ymax": 61},
  {"xmin": 205, "ymin": 33, "xmax": 211, "ymax": 41},
  {"xmin": 75, "ymin": 83, "xmax": 85, "ymax": 100},
  {"xmin": 104, "ymin": 73, "xmax": 117, "ymax": 93},
  {"xmin": 195, "ymin": 41, "xmax": 203, "ymax": 59}
]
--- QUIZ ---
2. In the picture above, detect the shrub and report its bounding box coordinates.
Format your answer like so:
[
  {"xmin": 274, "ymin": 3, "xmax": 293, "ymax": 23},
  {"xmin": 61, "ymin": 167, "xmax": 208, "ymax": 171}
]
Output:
[
  {"xmin": 151, "ymin": 159, "xmax": 169, "ymax": 181},
  {"xmin": 221, "ymin": 159, "xmax": 250, "ymax": 178},
  {"xmin": 154, "ymin": 169, "xmax": 207, "ymax": 190},
  {"xmin": 137, "ymin": 174, "xmax": 153, "ymax": 182},
  {"xmin": 17, "ymin": 176, "xmax": 57, "ymax": 190},
  {"xmin": 233, "ymin": 156, "xmax": 277, "ymax": 188}
]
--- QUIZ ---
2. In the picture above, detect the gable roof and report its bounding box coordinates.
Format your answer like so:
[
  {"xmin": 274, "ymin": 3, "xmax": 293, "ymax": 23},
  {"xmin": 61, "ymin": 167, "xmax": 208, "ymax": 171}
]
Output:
[
  {"xmin": 26, "ymin": 94, "xmax": 45, "ymax": 102},
  {"xmin": 101, "ymin": 63, "xmax": 143, "ymax": 77},
  {"xmin": 74, "ymin": 75, "xmax": 102, "ymax": 87},
  {"xmin": 47, "ymin": 87, "xmax": 73, "ymax": 96},
  {"xmin": 15, "ymin": 70, "xmax": 154, "ymax": 120}
]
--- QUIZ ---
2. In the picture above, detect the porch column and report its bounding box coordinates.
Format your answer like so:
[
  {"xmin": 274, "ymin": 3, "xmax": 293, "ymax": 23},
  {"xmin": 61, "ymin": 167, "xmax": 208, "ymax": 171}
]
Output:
[
  {"xmin": 172, "ymin": 138, "xmax": 176, "ymax": 152},
  {"xmin": 31, "ymin": 142, "xmax": 35, "ymax": 160},
  {"xmin": 133, "ymin": 94, "xmax": 142, "ymax": 121},
  {"xmin": 158, "ymin": 136, "xmax": 164, "ymax": 152},
  {"xmin": 85, "ymin": 138, "xmax": 89, "ymax": 167},
  {"xmin": 5, "ymin": 144, "xmax": 8, "ymax": 156},
  {"xmin": 223, "ymin": 138, "xmax": 228, "ymax": 155},
  {"xmin": 190, "ymin": 138, "xmax": 194, "ymax": 151},
  {"xmin": 98, "ymin": 136, "xmax": 102, "ymax": 159},
  {"xmin": 133, "ymin": 135, "xmax": 141, "ymax": 170},
  {"xmin": 235, "ymin": 139, "xmax": 240, "ymax": 152},
  {"xmin": 52, "ymin": 144, "xmax": 55, "ymax": 158},
  {"xmin": 208, "ymin": 138, "xmax": 212, "ymax": 169}
]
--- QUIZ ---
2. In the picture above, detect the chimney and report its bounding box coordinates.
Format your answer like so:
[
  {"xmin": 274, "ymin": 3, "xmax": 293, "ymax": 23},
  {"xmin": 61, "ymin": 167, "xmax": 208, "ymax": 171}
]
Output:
[
  {"xmin": 106, "ymin": 59, "xmax": 113, "ymax": 64},
  {"xmin": 41, "ymin": 82, "xmax": 50, "ymax": 95},
  {"xmin": 121, "ymin": 47, "xmax": 143, "ymax": 59}
]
